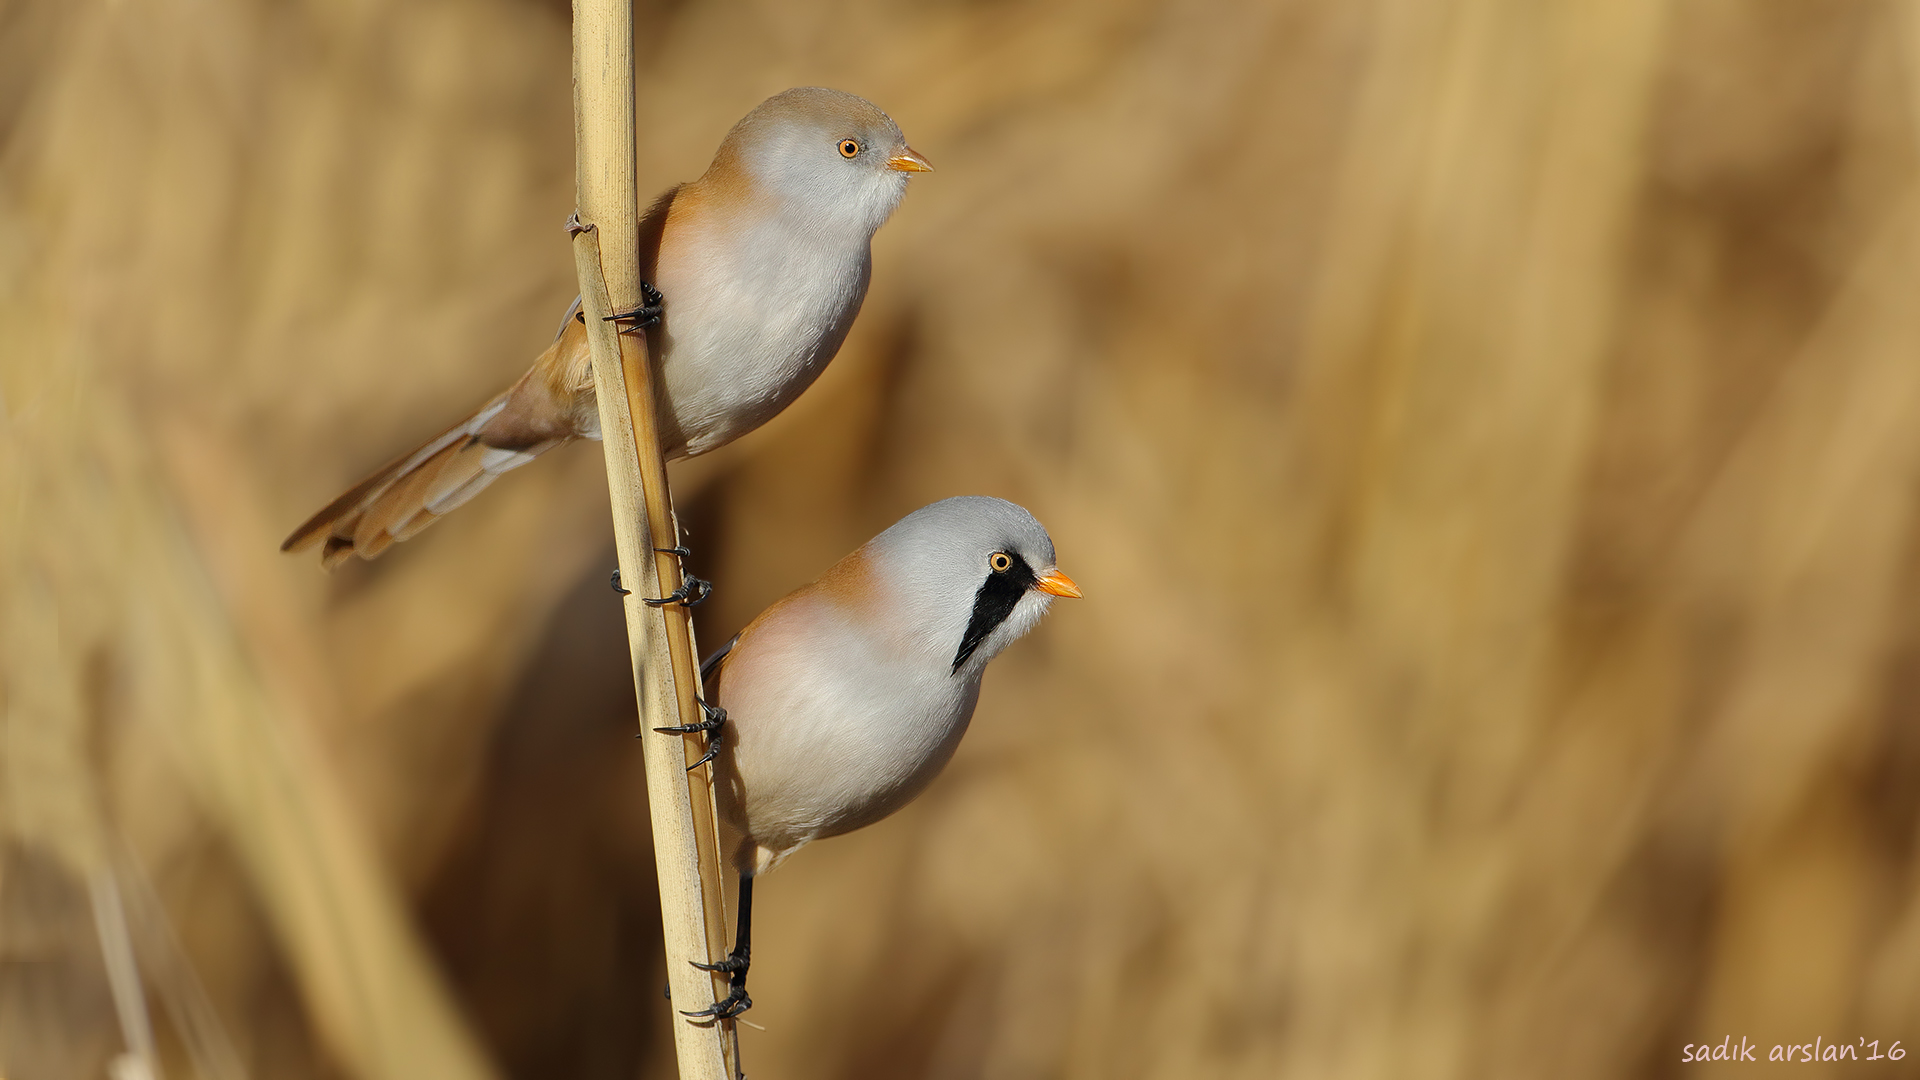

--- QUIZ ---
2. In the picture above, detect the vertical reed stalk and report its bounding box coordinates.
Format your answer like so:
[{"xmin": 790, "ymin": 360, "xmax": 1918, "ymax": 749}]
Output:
[{"xmin": 570, "ymin": 3, "xmax": 738, "ymax": 1077}]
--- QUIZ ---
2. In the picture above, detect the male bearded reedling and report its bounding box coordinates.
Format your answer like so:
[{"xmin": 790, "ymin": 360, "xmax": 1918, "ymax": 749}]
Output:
[
  {"xmin": 674, "ymin": 496, "xmax": 1082, "ymax": 1020},
  {"xmin": 280, "ymin": 87, "xmax": 931, "ymax": 567}
]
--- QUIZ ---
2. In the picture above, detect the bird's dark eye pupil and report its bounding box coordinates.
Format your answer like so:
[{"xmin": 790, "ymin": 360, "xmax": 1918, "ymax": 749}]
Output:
[{"xmin": 841, "ymin": 140, "xmax": 858, "ymax": 156}]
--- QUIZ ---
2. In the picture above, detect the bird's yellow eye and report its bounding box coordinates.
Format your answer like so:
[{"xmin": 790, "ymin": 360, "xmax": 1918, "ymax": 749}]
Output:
[
  {"xmin": 839, "ymin": 139, "xmax": 861, "ymax": 158},
  {"xmin": 989, "ymin": 552, "xmax": 1012, "ymax": 573}
]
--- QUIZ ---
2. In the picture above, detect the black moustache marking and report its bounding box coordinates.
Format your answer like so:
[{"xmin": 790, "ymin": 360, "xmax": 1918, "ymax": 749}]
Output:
[{"xmin": 953, "ymin": 552, "xmax": 1037, "ymax": 673}]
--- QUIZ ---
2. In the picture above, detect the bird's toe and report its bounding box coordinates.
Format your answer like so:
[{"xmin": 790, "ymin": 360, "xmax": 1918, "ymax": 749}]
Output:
[{"xmin": 681, "ymin": 988, "xmax": 752, "ymax": 1020}]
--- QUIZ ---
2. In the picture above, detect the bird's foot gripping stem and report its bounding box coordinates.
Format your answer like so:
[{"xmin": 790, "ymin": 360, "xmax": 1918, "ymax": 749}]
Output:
[
  {"xmin": 681, "ymin": 975, "xmax": 751, "ymax": 1022},
  {"xmin": 604, "ymin": 280, "xmax": 665, "ymax": 332},
  {"xmin": 687, "ymin": 907, "xmax": 752, "ymax": 1006},
  {"xmin": 690, "ymin": 950, "xmax": 749, "ymax": 975},
  {"xmin": 683, "ymin": 875, "xmax": 753, "ymax": 1020},
  {"xmin": 642, "ymin": 544, "xmax": 712, "ymax": 607},
  {"xmin": 609, "ymin": 563, "xmax": 712, "ymax": 608},
  {"xmin": 654, "ymin": 700, "xmax": 727, "ymax": 771},
  {"xmin": 643, "ymin": 575, "xmax": 712, "ymax": 607}
]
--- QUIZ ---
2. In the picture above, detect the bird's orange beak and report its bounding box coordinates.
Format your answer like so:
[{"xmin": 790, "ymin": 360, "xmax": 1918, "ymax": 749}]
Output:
[
  {"xmin": 1035, "ymin": 569, "xmax": 1082, "ymax": 598},
  {"xmin": 887, "ymin": 147, "xmax": 934, "ymax": 173}
]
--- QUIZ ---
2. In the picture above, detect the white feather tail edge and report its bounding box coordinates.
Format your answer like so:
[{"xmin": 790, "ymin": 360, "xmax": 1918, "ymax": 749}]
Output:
[{"xmin": 280, "ymin": 397, "xmax": 563, "ymax": 568}]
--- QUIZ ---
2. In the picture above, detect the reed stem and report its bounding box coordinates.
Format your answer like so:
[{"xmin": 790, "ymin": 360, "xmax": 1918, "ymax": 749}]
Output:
[{"xmin": 571, "ymin": 3, "xmax": 738, "ymax": 1076}]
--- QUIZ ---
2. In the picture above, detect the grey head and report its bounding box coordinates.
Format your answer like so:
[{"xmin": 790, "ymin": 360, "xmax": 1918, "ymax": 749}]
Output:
[
  {"xmin": 862, "ymin": 496, "xmax": 1078, "ymax": 677},
  {"xmin": 709, "ymin": 87, "xmax": 932, "ymax": 238}
]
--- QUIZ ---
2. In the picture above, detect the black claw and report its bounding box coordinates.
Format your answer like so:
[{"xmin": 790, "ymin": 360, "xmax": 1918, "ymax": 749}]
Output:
[
  {"xmin": 689, "ymin": 954, "xmax": 749, "ymax": 974},
  {"xmin": 616, "ymin": 558, "xmax": 711, "ymax": 607},
  {"xmin": 653, "ymin": 700, "xmax": 724, "ymax": 732},
  {"xmin": 645, "ymin": 546, "xmax": 707, "ymax": 606},
  {"xmin": 605, "ymin": 281, "xmax": 665, "ymax": 332},
  {"xmin": 685, "ymin": 735, "xmax": 722, "ymax": 772},
  {"xmin": 680, "ymin": 988, "xmax": 752, "ymax": 1021},
  {"xmin": 654, "ymin": 701, "xmax": 726, "ymax": 771},
  {"xmin": 683, "ymin": 876, "xmax": 754, "ymax": 1022},
  {"xmin": 643, "ymin": 574, "xmax": 712, "ymax": 608}
]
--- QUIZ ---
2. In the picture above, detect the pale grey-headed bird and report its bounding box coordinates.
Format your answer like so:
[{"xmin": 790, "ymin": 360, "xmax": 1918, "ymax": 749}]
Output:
[
  {"xmin": 676, "ymin": 496, "xmax": 1081, "ymax": 1019},
  {"xmin": 282, "ymin": 87, "xmax": 931, "ymax": 566}
]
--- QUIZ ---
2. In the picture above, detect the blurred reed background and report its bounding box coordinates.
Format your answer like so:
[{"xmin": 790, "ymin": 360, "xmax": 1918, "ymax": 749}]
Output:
[{"xmin": 6, "ymin": 0, "xmax": 1920, "ymax": 1077}]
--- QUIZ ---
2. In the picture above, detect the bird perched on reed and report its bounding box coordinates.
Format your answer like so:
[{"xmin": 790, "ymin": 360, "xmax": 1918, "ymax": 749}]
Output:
[
  {"xmin": 281, "ymin": 87, "xmax": 931, "ymax": 566},
  {"xmin": 675, "ymin": 496, "xmax": 1080, "ymax": 1019}
]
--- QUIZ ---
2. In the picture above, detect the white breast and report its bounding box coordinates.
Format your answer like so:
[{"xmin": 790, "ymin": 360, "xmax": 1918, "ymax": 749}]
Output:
[
  {"xmin": 715, "ymin": 592, "xmax": 980, "ymax": 871},
  {"xmin": 652, "ymin": 210, "xmax": 871, "ymax": 457}
]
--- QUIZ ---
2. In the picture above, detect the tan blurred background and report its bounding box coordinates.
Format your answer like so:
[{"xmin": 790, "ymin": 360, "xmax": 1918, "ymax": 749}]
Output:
[{"xmin": 7, "ymin": 0, "xmax": 1920, "ymax": 1077}]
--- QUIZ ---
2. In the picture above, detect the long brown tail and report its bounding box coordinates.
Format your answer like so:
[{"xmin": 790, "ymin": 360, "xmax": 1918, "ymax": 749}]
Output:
[{"xmin": 283, "ymin": 312, "xmax": 595, "ymax": 568}]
